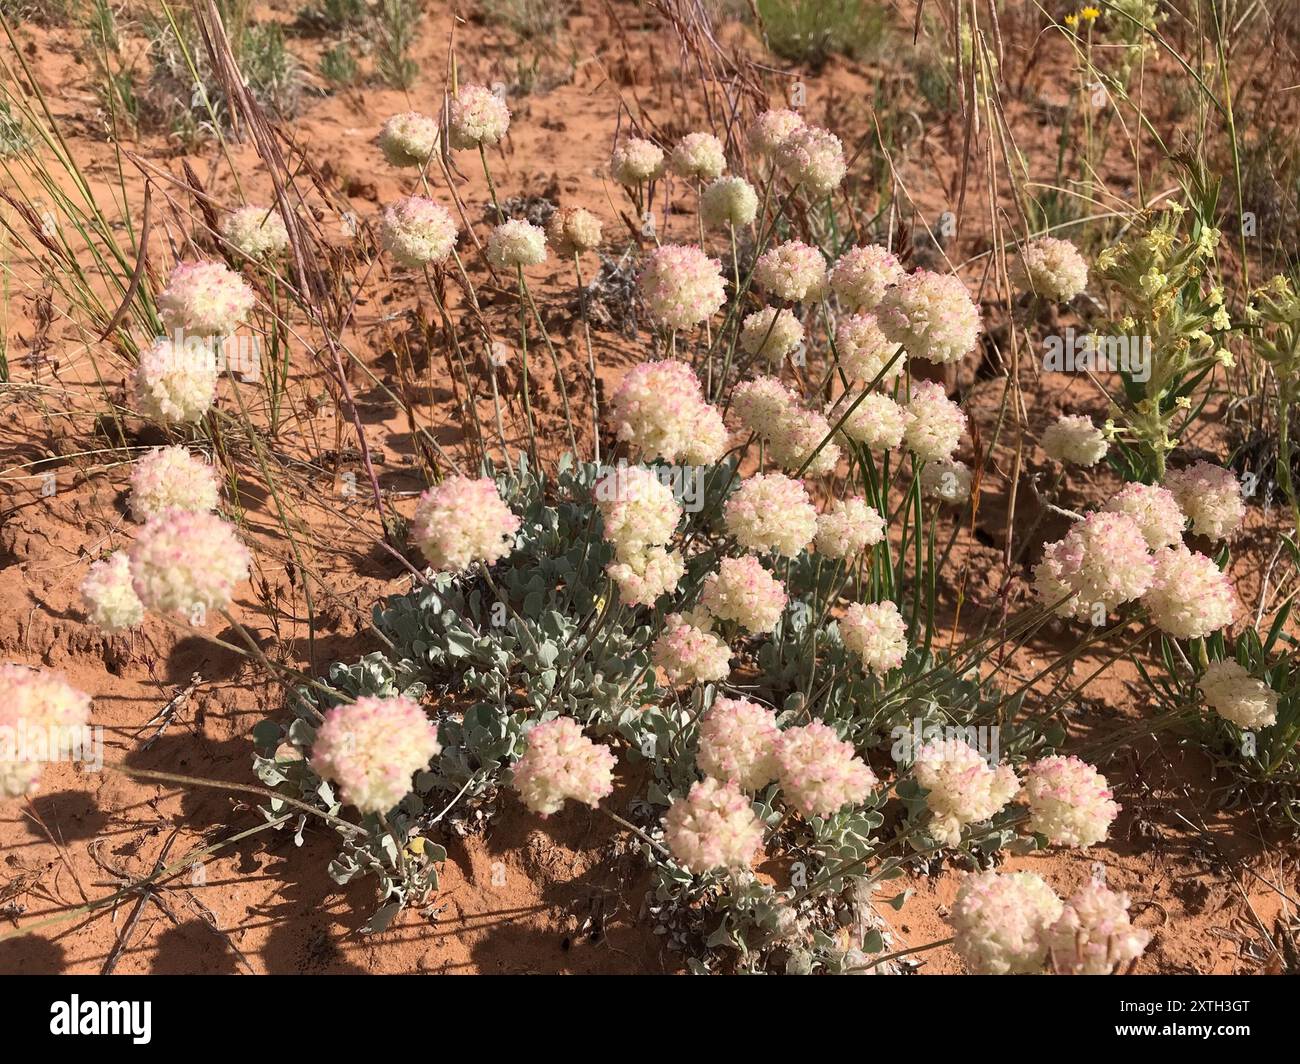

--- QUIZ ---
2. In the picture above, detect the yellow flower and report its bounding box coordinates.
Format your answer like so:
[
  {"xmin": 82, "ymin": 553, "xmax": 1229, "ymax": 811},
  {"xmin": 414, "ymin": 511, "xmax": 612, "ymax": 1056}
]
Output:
[
  {"xmin": 1064, "ymin": 13, "xmax": 1079, "ymax": 27},
  {"xmin": 1081, "ymin": 6, "xmax": 1100, "ymax": 20}
]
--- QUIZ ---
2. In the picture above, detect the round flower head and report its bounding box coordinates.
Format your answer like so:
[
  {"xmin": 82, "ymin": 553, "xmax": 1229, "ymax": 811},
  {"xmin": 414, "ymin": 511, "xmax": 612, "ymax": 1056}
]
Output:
[
  {"xmin": 1041, "ymin": 413, "xmax": 1108, "ymax": 467},
  {"xmin": 840, "ymin": 600, "xmax": 907, "ymax": 674},
  {"xmin": 878, "ymin": 269, "xmax": 981, "ymax": 365},
  {"xmin": 837, "ymin": 391, "xmax": 907, "ymax": 451},
  {"xmin": 511, "ymin": 717, "xmax": 616, "ymax": 817},
  {"xmin": 311, "ymin": 695, "xmax": 441, "ymax": 815},
  {"xmin": 669, "ymin": 131, "xmax": 726, "ymax": 181},
  {"xmin": 950, "ymin": 870, "xmax": 1063, "ymax": 975},
  {"xmin": 830, "ymin": 245, "xmax": 906, "ymax": 312},
  {"xmin": 131, "ymin": 336, "xmax": 219, "ymax": 425},
  {"xmin": 683, "ymin": 404, "xmax": 729, "ymax": 466},
  {"xmin": 815, "ymin": 496, "xmax": 885, "ymax": 559},
  {"xmin": 1102, "ymin": 481, "xmax": 1185, "ymax": 549},
  {"xmin": 903, "ymin": 380, "xmax": 967, "ymax": 461},
  {"xmin": 774, "ymin": 125, "xmax": 846, "ymax": 197},
  {"xmin": 221, "ymin": 205, "xmax": 289, "ymax": 260},
  {"xmin": 748, "ymin": 108, "xmax": 805, "ymax": 157},
  {"xmin": 546, "ymin": 206, "xmax": 602, "ymax": 256},
  {"xmin": 157, "ymin": 260, "xmax": 255, "ymax": 337},
  {"xmin": 486, "ymin": 219, "xmax": 547, "ymax": 269},
  {"xmin": 608, "ymin": 359, "xmax": 726, "ymax": 464},
  {"xmin": 128, "ymin": 445, "xmax": 220, "ymax": 522},
  {"xmin": 699, "ymin": 176, "xmax": 758, "ymax": 230},
  {"xmin": 663, "ymin": 777, "xmax": 763, "ymax": 873},
  {"xmin": 921, "ymin": 458, "xmax": 972, "ymax": 504},
  {"xmin": 754, "ymin": 240, "xmax": 828, "ymax": 303},
  {"xmin": 1033, "ymin": 511, "xmax": 1154, "ymax": 622},
  {"xmin": 834, "ymin": 313, "xmax": 903, "ymax": 384},
  {"xmin": 914, "ymin": 739, "xmax": 1019, "ymax": 846},
  {"xmin": 379, "ymin": 195, "xmax": 459, "ymax": 267},
  {"xmin": 411, "ymin": 476, "xmax": 520, "ymax": 572},
  {"xmin": 1199, "ymin": 659, "xmax": 1278, "ymax": 729},
  {"xmin": 768, "ymin": 404, "xmax": 842, "ymax": 477},
  {"xmin": 723, "ymin": 473, "xmax": 817, "ymax": 557},
  {"xmin": 0, "ymin": 666, "xmax": 92, "ymax": 798},
  {"xmin": 638, "ymin": 244, "xmax": 726, "ymax": 330},
  {"xmin": 774, "ymin": 721, "xmax": 876, "ymax": 818},
  {"xmin": 1020, "ymin": 755, "xmax": 1119, "ymax": 847},
  {"xmin": 733, "ymin": 375, "xmax": 797, "ymax": 432},
  {"xmin": 1164, "ymin": 461, "xmax": 1245, "ymax": 540},
  {"xmin": 379, "ymin": 110, "xmax": 440, "ymax": 167},
  {"xmin": 595, "ymin": 464, "xmax": 681, "ymax": 560},
  {"xmin": 697, "ymin": 697, "xmax": 780, "ymax": 791},
  {"xmin": 611, "ymin": 137, "xmax": 664, "ymax": 184},
  {"xmin": 129, "ymin": 510, "xmax": 249, "ymax": 614},
  {"xmin": 1013, "ymin": 236, "xmax": 1088, "ymax": 303},
  {"xmin": 606, "ymin": 546, "xmax": 685, "ymax": 607},
  {"xmin": 652, "ymin": 612, "xmax": 731, "ymax": 686},
  {"xmin": 81, "ymin": 552, "xmax": 144, "ymax": 633},
  {"xmin": 1046, "ymin": 880, "xmax": 1150, "ymax": 975},
  {"xmin": 699, "ymin": 555, "xmax": 787, "ymax": 634},
  {"xmin": 448, "ymin": 84, "xmax": 510, "ymax": 150},
  {"xmin": 1142, "ymin": 545, "xmax": 1237, "ymax": 639},
  {"xmin": 739, "ymin": 307, "xmax": 804, "ymax": 364}
]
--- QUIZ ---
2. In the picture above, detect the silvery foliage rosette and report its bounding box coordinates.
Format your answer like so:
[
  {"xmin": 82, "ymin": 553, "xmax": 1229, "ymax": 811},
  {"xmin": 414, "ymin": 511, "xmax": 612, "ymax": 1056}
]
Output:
[{"xmin": 253, "ymin": 456, "xmax": 1059, "ymax": 956}]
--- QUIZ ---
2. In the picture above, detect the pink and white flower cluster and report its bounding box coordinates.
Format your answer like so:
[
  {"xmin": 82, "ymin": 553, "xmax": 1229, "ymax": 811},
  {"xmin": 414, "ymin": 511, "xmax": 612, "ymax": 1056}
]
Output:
[
  {"xmin": 950, "ymin": 870, "xmax": 1064, "ymax": 974},
  {"xmin": 696, "ymin": 697, "xmax": 781, "ymax": 792},
  {"xmin": 156, "ymin": 260, "xmax": 255, "ymax": 337},
  {"xmin": 651, "ymin": 612, "xmax": 731, "ymax": 686},
  {"xmin": 1041, "ymin": 414, "xmax": 1108, "ymax": 467},
  {"xmin": 128, "ymin": 445, "xmax": 220, "ymax": 522},
  {"xmin": 311, "ymin": 695, "xmax": 441, "ymax": 814},
  {"xmin": 699, "ymin": 555, "xmax": 787, "ymax": 634},
  {"xmin": 663, "ymin": 777, "xmax": 763, "ymax": 873},
  {"xmin": 638, "ymin": 244, "xmax": 727, "ymax": 330},
  {"xmin": 411, "ymin": 476, "xmax": 520, "ymax": 572},
  {"xmin": 1198, "ymin": 659, "xmax": 1278, "ymax": 729},
  {"xmin": 448, "ymin": 84, "xmax": 510, "ymax": 149},
  {"xmin": 1045, "ymin": 880, "xmax": 1151, "ymax": 975},
  {"xmin": 1013, "ymin": 236, "xmax": 1089, "ymax": 303},
  {"xmin": 379, "ymin": 111, "xmax": 440, "ymax": 167},
  {"xmin": 608, "ymin": 359, "xmax": 727, "ymax": 465},
  {"xmin": 81, "ymin": 552, "xmax": 144, "ymax": 633},
  {"xmin": 380, "ymin": 196, "xmax": 459, "ymax": 267},
  {"xmin": 830, "ymin": 245, "xmax": 906, "ymax": 312},
  {"xmin": 913, "ymin": 739, "xmax": 1019, "ymax": 846},
  {"xmin": 903, "ymin": 381, "xmax": 967, "ymax": 461},
  {"xmin": 723, "ymin": 473, "xmax": 818, "ymax": 557},
  {"xmin": 952, "ymin": 871, "xmax": 1149, "ymax": 975},
  {"xmin": 773, "ymin": 722, "xmax": 877, "ymax": 818},
  {"xmin": 754, "ymin": 240, "xmax": 828, "ymax": 303},
  {"xmin": 511, "ymin": 717, "xmax": 616, "ymax": 816},
  {"xmin": 221, "ymin": 205, "xmax": 289, "ymax": 259},
  {"xmin": 596, "ymin": 465, "xmax": 684, "ymax": 606},
  {"xmin": 878, "ymin": 269, "xmax": 981, "ymax": 365},
  {"xmin": 129, "ymin": 510, "xmax": 250, "ymax": 615},
  {"xmin": 840, "ymin": 600, "xmax": 907, "ymax": 674},
  {"xmin": 1165, "ymin": 460, "xmax": 1245, "ymax": 540},
  {"xmin": 0, "ymin": 666, "xmax": 92, "ymax": 798},
  {"xmin": 1019, "ymin": 755, "xmax": 1119, "ymax": 847},
  {"xmin": 815, "ymin": 496, "xmax": 886, "ymax": 559}
]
